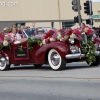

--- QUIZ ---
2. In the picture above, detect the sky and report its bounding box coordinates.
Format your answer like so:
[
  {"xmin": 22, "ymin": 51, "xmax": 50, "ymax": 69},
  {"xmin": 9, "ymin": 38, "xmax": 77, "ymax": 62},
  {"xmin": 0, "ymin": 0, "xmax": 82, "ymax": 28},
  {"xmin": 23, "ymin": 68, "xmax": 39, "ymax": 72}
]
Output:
[{"xmin": 92, "ymin": 0, "xmax": 100, "ymax": 2}]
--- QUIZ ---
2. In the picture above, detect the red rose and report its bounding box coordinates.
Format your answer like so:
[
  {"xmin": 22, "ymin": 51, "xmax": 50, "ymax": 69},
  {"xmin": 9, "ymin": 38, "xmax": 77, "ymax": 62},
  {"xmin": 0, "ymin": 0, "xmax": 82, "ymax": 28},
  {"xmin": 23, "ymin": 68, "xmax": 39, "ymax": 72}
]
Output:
[
  {"xmin": 62, "ymin": 34, "xmax": 65, "ymax": 38},
  {"xmin": 67, "ymin": 29, "xmax": 73, "ymax": 36},
  {"xmin": 44, "ymin": 32, "xmax": 51, "ymax": 39},
  {"xmin": 58, "ymin": 29, "xmax": 65, "ymax": 34},
  {"xmin": 44, "ymin": 30, "xmax": 54, "ymax": 39},
  {"xmin": 87, "ymin": 29, "xmax": 91, "ymax": 35}
]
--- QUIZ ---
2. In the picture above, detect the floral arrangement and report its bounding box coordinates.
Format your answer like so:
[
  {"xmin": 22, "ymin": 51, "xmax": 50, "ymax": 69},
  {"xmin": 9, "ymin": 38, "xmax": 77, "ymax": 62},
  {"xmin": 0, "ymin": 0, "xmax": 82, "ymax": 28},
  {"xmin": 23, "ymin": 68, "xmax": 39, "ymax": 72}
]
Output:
[
  {"xmin": 2, "ymin": 27, "xmax": 12, "ymax": 33},
  {"xmin": 0, "ymin": 32, "xmax": 15, "ymax": 50},
  {"xmin": 81, "ymin": 26, "xmax": 96, "ymax": 65},
  {"xmin": 27, "ymin": 27, "xmax": 95, "ymax": 46}
]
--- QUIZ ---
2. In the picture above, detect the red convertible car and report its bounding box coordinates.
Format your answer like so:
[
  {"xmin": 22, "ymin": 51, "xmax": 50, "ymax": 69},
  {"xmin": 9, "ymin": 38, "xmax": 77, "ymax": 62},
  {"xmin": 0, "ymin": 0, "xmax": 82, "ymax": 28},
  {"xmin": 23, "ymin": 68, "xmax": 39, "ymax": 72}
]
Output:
[{"xmin": 0, "ymin": 27, "xmax": 100, "ymax": 71}]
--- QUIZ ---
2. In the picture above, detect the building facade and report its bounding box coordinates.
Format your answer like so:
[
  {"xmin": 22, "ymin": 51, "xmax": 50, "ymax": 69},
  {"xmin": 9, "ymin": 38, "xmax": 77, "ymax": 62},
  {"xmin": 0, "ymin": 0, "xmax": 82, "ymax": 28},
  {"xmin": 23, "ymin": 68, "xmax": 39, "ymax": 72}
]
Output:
[{"xmin": 0, "ymin": 0, "xmax": 100, "ymax": 29}]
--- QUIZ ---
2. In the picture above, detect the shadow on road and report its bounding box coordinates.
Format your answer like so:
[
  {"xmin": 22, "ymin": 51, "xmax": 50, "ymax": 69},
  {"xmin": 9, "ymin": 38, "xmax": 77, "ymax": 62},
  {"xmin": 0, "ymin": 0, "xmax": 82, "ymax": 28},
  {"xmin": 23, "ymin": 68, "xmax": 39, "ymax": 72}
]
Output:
[{"xmin": 9, "ymin": 62, "xmax": 100, "ymax": 71}]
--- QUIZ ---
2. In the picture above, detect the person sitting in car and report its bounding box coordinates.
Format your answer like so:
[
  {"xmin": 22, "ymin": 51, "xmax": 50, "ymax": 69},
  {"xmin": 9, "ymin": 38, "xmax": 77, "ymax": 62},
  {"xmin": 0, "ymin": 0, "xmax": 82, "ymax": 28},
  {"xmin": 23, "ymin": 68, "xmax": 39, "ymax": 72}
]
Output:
[{"xmin": 11, "ymin": 25, "xmax": 23, "ymax": 41}]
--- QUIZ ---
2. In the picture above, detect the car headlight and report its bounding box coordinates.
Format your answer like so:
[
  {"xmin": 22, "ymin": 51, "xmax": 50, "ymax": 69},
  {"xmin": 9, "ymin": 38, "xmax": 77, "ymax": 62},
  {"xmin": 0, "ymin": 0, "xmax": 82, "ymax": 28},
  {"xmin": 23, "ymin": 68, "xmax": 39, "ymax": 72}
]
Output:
[
  {"xmin": 70, "ymin": 46, "xmax": 79, "ymax": 54},
  {"xmin": 69, "ymin": 38, "xmax": 75, "ymax": 44}
]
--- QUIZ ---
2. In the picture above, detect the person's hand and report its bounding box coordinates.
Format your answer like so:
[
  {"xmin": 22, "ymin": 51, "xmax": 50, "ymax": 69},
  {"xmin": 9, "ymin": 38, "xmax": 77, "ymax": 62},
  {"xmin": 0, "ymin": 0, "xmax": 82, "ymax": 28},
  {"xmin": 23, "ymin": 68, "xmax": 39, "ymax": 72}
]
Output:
[{"xmin": 32, "ymin": 21, "xmax": 35, "ymax": 27}]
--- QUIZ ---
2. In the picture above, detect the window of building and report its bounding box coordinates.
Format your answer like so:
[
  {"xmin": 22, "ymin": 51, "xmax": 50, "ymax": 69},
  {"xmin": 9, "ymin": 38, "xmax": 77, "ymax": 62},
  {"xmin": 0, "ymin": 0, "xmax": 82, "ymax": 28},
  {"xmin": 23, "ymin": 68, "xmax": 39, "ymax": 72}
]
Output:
[
  {"xmin": 16, "ymin": 23, "xmax": 25, "ymax": 28},
  {"xmin": 62, "ymin": 22, "xmax": 76, "ymax": 29}
]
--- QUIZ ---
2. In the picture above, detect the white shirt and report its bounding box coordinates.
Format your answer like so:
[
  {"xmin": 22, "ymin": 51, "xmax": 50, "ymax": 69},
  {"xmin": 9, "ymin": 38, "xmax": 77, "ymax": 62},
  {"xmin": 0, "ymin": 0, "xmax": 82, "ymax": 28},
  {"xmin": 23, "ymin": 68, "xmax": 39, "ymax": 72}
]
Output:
[
  {"xmin": 15, "ymin": 33, "xmax": 22, "ymax": 40},
  {"xmin": 10, "ymin": 32, "xmax": 22, "ymax": 41}
]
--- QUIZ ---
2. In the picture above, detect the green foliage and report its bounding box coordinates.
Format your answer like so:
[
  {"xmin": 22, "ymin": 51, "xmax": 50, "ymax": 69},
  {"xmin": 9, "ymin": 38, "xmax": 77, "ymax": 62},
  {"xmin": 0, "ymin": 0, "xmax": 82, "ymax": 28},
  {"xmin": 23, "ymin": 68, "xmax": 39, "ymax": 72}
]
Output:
[
  {"xmin": 0, "ymin": 44, "xmax": 3, "ymax": 50},
  {"xmin": 27, "ymin": 36, "xmax": 42, "ymax": 50},
  {"xmin": 0, "ymin": 43, "xmax": 11, "ymax": 50},
  {"xmin": 84, "ymin": 36, "xmax": 96, "ymax": 65}
]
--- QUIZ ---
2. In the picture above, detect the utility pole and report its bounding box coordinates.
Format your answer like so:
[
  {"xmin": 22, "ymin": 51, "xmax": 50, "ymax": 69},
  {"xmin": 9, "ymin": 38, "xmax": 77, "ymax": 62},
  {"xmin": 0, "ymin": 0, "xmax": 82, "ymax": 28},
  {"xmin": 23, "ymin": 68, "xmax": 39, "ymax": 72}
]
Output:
[
  {"xmin": 72, "ymin": 0, "xmax": 82, "ymax": 28},
  {"xmin": 89, "ymin": 0, "xmax": 93, "ymax": 28},
  {"xmin": 77, "ymin": 0, "xmax": 81, "ymax": 28},
  {"xmin": 58, "ymin": 0, "xmax": 61, "ymax": 29}
]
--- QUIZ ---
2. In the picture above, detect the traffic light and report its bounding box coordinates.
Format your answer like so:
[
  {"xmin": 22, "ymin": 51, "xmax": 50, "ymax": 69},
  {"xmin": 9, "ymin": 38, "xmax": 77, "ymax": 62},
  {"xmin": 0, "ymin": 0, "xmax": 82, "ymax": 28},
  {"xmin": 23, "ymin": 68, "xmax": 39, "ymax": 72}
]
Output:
[
  {"xmin": 72, "ymin": 0, "xmax": 78, "ymax": 11},
  {"xmin": 74, "ymin": 16, "xmax": 82, "ymax": 23},
  {"xmin": 74, "ymin": 16, "xmax": 78, "ymax": 23},
  {"xmin": 86, "ymin": 19, "xmax": 93, "ymax": 25},
  {"xmin": 84, "ymin": 1, "xmax": 93, "ymax": 15}
]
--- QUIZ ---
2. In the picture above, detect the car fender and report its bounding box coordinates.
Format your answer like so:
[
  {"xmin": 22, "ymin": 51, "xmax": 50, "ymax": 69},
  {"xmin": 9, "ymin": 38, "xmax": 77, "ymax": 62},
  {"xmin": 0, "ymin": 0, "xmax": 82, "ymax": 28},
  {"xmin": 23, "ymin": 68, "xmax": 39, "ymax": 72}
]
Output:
[
  {"xmin": 0, "ymin": 51, "xmax": 8, "ymax": 58},
  {"xmin": 34, "ymin": 41, "xmax": 70, "ymax": 64}
]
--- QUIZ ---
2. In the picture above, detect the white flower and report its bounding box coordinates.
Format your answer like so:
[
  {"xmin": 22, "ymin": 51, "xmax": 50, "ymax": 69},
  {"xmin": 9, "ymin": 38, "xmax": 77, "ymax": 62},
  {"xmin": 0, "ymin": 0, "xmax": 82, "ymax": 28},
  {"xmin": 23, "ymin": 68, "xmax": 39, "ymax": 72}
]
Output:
[
  {"xmin": 64, "ymin": 36, "xmax": 68, "ymax": 40},
  {"xmin": 60, "ymin": 38, "xmax": 65, "ymax": 42},
  {"xmin": 3, "ymin": 27, "xmax": 8, "ymax": 31},
  {"xmin": 50, "ymin": 38, "xmax": 56, "ymax": 42},
  {"xmin": 3, "ymin": 40, "xmax": 9, "ymax": 46},
  {"xmin": 57, "ymin": 33, "xmax": 62, "ymax": 40},
  {"xmin": 70, "ymin": 33, "xmax": 77, "ymax": 39},
  {"xmin": 42, "ymin": 39, "xmax": 46, "ymax": 44},
  {"xmin": 39, "ymin": 43, "xmax": 43, "ymax": 46},
  {"xmin": 84, "ymin": 28, "xmax": 89, "ymax": 33},
  {"xmin": 4, "ymin": 35, "xmax": 8, "ymax": 40}
]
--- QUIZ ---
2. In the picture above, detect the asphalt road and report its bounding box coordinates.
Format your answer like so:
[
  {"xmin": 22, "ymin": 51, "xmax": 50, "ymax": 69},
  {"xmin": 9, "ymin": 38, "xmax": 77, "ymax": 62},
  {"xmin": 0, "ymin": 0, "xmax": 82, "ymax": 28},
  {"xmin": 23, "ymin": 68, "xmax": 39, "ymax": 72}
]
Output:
[{"xmin": 0, "ymin": 62, "xmax": 100, "ymax": 100}]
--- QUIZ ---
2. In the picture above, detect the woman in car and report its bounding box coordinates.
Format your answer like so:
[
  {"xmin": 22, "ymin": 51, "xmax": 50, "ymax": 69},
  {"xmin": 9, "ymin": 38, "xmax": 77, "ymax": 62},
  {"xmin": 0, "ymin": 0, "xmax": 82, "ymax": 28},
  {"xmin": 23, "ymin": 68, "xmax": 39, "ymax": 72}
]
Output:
[{"xmin": 11, "ymin": 25, "xmax": 24, "ymax": 41}]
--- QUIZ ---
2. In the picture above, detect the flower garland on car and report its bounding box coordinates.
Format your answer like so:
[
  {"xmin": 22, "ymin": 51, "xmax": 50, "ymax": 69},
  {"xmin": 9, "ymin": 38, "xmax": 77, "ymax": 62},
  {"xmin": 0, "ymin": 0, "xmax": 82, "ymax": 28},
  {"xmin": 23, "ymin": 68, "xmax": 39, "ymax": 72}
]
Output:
[
  {"xmin": 39, "ymin": 27, "xmax": 96, "ymax": 65},
  {"xmin": 27, "ymin": 36, "xmax": 42, "ymax": 50},
  {"xmin": 0, "ymin": 32, "xmax": 15, "ymax": 50},
  {"xmin": 81, "ymin": 26, "xmax": 96, "ymax": 65}
]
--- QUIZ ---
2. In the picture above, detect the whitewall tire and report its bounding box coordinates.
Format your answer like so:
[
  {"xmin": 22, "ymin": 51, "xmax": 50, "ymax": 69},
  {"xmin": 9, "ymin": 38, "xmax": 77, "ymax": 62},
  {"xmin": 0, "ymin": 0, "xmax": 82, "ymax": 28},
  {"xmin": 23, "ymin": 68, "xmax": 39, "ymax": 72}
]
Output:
[
  {"xmin": 0, "ymin": 56, "xmax": 10, "ymax": 71},
  {"xmin": 48, "ymin": 49, "xmax": 66, "ymax": 70}
]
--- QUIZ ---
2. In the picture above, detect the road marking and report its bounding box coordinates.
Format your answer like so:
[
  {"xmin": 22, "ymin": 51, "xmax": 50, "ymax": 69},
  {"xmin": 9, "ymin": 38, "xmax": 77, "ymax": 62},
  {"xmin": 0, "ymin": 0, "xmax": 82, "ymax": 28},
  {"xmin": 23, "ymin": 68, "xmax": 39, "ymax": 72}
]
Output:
[{"xmin": 0, "ymin": 76, "xmax": 100, "ymax": 80}]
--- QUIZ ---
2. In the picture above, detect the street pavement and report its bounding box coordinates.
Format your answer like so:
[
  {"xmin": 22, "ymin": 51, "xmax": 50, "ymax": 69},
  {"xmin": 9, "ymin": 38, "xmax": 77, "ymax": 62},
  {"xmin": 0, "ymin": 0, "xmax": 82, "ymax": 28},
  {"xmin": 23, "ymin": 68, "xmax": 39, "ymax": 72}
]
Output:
[{"xmin": 0, "ymin": 62, "xmax": 100, "ymax": 100}]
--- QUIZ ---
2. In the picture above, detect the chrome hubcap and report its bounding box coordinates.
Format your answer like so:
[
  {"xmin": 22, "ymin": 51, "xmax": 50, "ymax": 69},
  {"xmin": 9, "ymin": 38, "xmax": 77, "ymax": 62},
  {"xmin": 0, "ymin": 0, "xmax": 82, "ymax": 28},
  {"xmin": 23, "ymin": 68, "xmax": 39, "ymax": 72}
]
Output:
[
  {"xmin": 0, "ymin": 57, "xmax": 6, "ymax": 68},
  {"xmin": 50, "ymin": 52, "xmax": 60, "ymax": 66}
]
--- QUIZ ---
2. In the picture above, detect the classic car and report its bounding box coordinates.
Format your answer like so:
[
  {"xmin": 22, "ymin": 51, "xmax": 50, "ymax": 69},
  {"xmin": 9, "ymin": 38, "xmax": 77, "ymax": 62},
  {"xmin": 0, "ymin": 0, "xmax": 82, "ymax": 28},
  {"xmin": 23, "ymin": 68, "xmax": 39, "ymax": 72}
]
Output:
[{"xmin": 0, "ymin": 27, "xmax": 100, "ymax": 71}]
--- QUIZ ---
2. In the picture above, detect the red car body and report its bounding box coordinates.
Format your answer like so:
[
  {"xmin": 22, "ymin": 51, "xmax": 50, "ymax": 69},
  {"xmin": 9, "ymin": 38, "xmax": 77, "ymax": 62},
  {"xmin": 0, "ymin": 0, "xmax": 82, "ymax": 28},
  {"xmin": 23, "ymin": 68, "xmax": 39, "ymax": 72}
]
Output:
[
  {"xmin": 1, "ymin": 40, "xmax": 69, "ymax": 64},
  {"xmin": 0, "ymin": 34, "xmax": 100, "ymax": 71}
]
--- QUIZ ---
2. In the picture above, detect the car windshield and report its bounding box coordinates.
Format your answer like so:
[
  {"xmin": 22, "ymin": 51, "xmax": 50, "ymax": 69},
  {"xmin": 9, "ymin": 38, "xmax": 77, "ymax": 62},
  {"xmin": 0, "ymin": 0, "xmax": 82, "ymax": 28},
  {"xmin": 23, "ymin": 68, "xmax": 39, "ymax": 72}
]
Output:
[
  {"xmin": 23, "ymin": 27, "xmax": 54, "ymax": 38},
  {"xmin": 23, "ymin": 28, "xmax": 35, "ymax": 37}
]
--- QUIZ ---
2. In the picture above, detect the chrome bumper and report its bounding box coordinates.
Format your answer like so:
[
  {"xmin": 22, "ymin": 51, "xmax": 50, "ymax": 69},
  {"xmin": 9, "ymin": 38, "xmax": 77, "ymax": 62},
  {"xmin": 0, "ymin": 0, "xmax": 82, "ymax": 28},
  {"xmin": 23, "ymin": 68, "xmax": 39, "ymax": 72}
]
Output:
[{"xmin": 65, "ymin": 51, "xmax": 100, "ymax": 59}]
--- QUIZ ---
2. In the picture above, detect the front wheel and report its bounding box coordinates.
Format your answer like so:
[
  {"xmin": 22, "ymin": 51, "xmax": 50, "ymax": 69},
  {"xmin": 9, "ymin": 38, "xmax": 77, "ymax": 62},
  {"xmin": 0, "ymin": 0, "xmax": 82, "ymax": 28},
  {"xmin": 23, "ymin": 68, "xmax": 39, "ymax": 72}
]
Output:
[
  {"xmin": 0, "ymin": 56, "xmax": 10, "ymax": 71},
  {"xmin": 48, "ymin": 49, "xmax": 66, "ymax": 70},
  {"xmin": 87, "ymin": 56, "xmax": 100, "ymax": 66}
]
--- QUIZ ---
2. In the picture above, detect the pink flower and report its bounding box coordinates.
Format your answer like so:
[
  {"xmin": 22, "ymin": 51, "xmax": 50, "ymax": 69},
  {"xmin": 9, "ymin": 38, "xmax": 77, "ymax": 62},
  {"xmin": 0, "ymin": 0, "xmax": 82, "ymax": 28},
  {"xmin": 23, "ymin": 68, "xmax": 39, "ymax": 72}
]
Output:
[
  {"xmin": 45, "ymin": 38, "xmax": 49, "ymax": 43},
  {"xmin": 65, "ymin": 29, "xmax": 69, "ymax": 35},
  {"xmin": 73, "ymin": 28, "xmax": 81, "ymax": 36},
  {"xmin": 77, "ymin": 35, "xmax": 82, "ymax": 41},
  {"xmin": 82, "ymin": 26, "xmax": 89, "ymax": 30},
  {"xmin": 0, "ymin": 38, "xmax": 3, "ymax": 44},
  {"xmin": 52, "ymin": 33, "xmax": 58, "ymax": 39}
]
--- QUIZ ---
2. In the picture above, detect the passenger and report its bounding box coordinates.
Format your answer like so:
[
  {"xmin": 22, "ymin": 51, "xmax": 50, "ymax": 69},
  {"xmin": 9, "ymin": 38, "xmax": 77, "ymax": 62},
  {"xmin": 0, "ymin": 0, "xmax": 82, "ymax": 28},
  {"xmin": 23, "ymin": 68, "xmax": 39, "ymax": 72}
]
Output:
[{"xmin": 11, "ymin": 26, "xmax": 23, "ymax": 41}]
